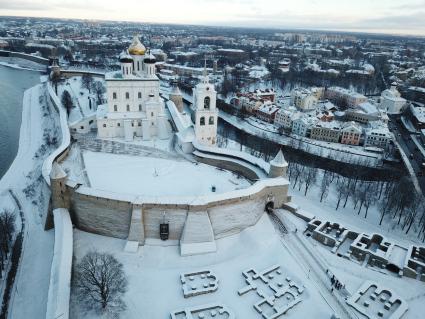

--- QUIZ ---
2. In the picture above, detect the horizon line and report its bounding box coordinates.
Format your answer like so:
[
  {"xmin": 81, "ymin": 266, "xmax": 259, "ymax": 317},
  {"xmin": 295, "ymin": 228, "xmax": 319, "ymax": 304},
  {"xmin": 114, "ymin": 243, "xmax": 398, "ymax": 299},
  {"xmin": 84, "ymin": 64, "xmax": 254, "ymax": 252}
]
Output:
[{"xmin": 1, "ymin": 14, "xmax": 425, "ymax": 39}]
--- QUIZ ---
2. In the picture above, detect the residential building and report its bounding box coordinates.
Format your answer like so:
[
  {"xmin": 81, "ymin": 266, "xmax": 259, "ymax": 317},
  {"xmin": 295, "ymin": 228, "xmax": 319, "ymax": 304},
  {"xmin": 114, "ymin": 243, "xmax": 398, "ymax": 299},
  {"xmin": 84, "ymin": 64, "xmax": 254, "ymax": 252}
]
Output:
[
  {"xmin": 345, "ymin": 102, "xmax": 380, "ymax": 124},
  {"xmin": 290, "ymin": 88, "xmax": 318, "ymax": 111},
  {"xmin": 340, "ymin": 122, "xmax": 362, "ymax": 145},
  {"xmin": 325, "ymin": 86, "xmax": 367, "ymax": 108},
  {"xmin": 292, "ymin": 116, "xmax": 317, "ymax": 137},
  {"xmin": 409, "ymin": 105, "xmax": 425, "ymax": 130},
  {"xmin": 310, "ymin": 121, "xmax": 341, "ymax": 143},
  {"xmin": 364, "ymin": 126, "xmax": 392, "ymax": 149},
  {"xmin": 256, "ymin": 102, "xmax": 280, "ymax": 123},
  {"xmin": 274, "ymin": 107, "xmax": 297, "ymax": 129}
]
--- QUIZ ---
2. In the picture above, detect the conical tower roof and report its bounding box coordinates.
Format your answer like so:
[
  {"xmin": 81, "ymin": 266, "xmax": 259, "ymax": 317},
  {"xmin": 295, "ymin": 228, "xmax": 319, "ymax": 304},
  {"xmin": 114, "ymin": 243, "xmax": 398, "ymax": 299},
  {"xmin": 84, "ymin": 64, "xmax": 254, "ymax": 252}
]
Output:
[
  {"xmin": 270, "ymin": 149, "xmax": 287, "ymax": 167},
  {"xmin": 50, "ymin": 162, "xmax": 67, "ymax": 179}
]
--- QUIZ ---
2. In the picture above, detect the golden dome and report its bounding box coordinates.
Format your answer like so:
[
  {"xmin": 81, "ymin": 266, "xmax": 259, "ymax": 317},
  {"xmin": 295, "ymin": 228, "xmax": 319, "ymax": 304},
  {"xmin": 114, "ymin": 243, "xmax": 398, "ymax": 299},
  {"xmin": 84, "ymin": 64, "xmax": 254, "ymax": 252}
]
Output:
[{"xmin": 128, "ymin": 35, "xmax": 146, "ymax": 55}]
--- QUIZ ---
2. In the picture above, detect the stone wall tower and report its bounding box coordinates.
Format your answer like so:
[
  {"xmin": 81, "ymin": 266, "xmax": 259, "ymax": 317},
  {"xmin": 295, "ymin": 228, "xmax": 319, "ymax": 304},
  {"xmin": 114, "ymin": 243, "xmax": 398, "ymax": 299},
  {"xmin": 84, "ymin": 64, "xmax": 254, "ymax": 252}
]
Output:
[
  {"xmin": 45, "ymin": 161, "xmax": 70, "ymax": 230},
  {"xmin": 169, "ymin": 82, "xmax": 184, "ymax": 113},
  {"xmin": 193, "ymin": 69, "xmax": 218, "ymax": 146},
  {"xmin": 50, "ymin": 162, "xmax": 70, "ymax": 210},
  {"xmin": 269, "ymin": 150, "xmax": 288, "ymax": 178}
]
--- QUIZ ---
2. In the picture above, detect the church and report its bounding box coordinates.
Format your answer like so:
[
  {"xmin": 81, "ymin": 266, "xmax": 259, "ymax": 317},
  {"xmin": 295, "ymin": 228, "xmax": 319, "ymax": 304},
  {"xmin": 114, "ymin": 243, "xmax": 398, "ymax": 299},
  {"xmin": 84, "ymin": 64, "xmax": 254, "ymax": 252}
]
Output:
[{"xmin": 97, "ymin": 35, "xmax": 171, "ymax": 141}]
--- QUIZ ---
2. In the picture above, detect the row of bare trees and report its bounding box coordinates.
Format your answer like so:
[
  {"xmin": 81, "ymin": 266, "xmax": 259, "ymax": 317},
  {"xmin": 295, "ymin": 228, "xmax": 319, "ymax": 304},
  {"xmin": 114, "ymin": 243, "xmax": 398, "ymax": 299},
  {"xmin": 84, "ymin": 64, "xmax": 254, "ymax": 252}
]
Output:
[
  {"xmin": 287, "ymin": 162, "xmax": 425, "ymax": 240},
  {"xmin": 0, "ymin": 210, "xmax": 16, "ymax": 279}
]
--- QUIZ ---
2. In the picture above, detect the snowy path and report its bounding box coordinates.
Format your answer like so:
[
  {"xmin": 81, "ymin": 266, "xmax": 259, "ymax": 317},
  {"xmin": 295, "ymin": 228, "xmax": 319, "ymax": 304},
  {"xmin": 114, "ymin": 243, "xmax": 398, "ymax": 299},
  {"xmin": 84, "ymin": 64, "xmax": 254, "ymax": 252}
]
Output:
[
  {"xmin": 0, "ymin": 84, "xmax": 55, "ymax": 319},
  {"xmin": 270, "ymin": 214, "xmax": 358, "ymax": 319}
]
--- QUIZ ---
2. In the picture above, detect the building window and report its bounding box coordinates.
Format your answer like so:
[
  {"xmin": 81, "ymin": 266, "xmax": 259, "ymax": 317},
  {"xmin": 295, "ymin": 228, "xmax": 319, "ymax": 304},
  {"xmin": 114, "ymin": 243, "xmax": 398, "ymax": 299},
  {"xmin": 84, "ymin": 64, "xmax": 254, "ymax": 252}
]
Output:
[
  {"xmin": 138, "ymin": 92, "xmax": 142, "ymax": 99},
  {"xmin": 103, "ymin": 124, "xmax": 106, "ymax": 128},
  {"xmin": 126, "ymin": 105, "xmax": 130, "ymax": 111},
  {"xmin": 151, "ymin": 122, "xmax": 154, "ymax": 126},
  {"xmin": 151, "ymin": 112, "xmax": 154, "ymax": 116},
  {"xmin": 117, "ymin": 123, "xmax": 121, "ymax": 127},
  {"xmin": 126, "ymin": 92, "xmax": 130, "ymax": 99},
  {"xmin": 137, "ymin": 61, "xmax": 140, "ymax": 71},
  {"xmin": 204, "ymin": 96, "xmax": 210, "ymax": 109},
  {"xmin": 138, "ymin": 122, "xmax": 141, "ymax": 126},
  {"xmin": 209, "ymin": 116, "xmax": 214, "ymax": 125},
  {"xmin": 131, "ymin": 122, "xmax": 134, "ymax": 127},
  {"xmin": 139, "ymin": 104, "xmax": 142, "ymax": 111},
  {"xmin": 114, "ymin": 105, "xmax": 117, "ymax": 112},
  {"xmin": 113, "ymin": 92, "xmax": 117, "ymax": 99},
  {"xmin": 200, "ymin": 117, "xmax": 205, "ymax": 126}
]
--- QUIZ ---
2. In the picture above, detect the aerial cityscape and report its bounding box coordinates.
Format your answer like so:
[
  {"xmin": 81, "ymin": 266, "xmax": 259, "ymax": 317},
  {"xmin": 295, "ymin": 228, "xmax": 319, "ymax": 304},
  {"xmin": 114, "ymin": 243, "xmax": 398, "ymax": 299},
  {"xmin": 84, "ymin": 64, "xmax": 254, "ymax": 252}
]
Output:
[{"xmin": 0, "ymin": 1, "xmax": 425, "ymax": 319}]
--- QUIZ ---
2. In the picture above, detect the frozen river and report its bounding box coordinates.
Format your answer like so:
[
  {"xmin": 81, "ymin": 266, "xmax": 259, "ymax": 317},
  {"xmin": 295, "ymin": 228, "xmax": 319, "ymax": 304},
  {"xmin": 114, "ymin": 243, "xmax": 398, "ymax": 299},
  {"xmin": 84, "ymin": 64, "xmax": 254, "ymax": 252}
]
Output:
[{"xmin": 0, "ymin": 65, "xmax": 40, "ymax": 178}]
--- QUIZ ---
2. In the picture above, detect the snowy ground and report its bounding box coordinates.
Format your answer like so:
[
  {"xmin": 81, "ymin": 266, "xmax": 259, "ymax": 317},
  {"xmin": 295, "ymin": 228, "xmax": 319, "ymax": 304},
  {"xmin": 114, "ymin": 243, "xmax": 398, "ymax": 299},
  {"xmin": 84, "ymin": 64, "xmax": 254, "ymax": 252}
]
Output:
[
  {"xmin": 287, "ymin": 180, "xmax": 424, "ymax": 247},
  {"xmin": 281, "ymin": 209, "xmax": 425, "ymax": 319},
  {"xmin": 0, "ymin": 82, "xmax": 57, "ymax": 319},
  {"xmin": 83, "ymin": 151, "xmax": 252, "ymax": 197},
  {"xmin": 57, "ymin": 76, "xmax": 98, "ymax": 125},
  {"xmin": 71, "ymin": 214, "xmax": 334, "ymax": 319}
]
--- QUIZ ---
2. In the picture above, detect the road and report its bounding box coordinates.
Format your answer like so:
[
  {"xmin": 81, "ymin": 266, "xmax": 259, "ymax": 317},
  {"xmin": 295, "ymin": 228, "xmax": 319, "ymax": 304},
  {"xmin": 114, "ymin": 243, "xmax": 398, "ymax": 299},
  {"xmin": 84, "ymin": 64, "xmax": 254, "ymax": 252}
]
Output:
[{"xmin": 388, "ymin": 114, "xmax": 425, "ymax": 195}]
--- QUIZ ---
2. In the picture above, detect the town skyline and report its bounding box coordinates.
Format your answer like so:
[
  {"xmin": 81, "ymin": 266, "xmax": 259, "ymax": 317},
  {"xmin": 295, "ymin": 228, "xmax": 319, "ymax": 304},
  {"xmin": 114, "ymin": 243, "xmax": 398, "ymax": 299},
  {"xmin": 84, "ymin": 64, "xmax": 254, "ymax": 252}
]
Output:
[{"xmin": 1, "ymin": 0, "xmax": 425, "ymax": 36}]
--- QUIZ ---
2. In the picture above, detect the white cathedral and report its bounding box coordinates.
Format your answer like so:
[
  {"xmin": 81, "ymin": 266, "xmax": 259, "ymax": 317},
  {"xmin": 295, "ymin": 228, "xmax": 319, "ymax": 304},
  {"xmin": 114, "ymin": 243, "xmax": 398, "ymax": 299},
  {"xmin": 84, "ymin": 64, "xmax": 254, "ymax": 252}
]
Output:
[
  {"xmin": 97, "ymin": 35, "xmax": 218, "ymax": 147},
  {"xmin": 97, "ymin": 35, "xmax": 171, "ymax": 141}
]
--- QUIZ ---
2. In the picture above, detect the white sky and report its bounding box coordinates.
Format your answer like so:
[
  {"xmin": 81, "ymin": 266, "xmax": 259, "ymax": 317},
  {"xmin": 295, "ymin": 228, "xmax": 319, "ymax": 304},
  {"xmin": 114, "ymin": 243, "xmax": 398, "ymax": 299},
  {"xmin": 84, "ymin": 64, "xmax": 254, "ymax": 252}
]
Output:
[{"xmin": 1, "ymin": 0, "xmax": 425, "ymax": 36}]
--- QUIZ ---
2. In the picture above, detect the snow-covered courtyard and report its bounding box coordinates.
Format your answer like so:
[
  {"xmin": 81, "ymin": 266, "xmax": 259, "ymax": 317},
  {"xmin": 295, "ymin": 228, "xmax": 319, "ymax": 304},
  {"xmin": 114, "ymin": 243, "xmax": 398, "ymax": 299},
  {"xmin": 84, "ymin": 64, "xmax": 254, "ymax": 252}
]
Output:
[
  {"xmin": 83, "ymin": 151, "xmax": 251, "ymax": 197},
  {"xmin": 71, "ymin": 215, "xmax": 334, "ymax": 319}
]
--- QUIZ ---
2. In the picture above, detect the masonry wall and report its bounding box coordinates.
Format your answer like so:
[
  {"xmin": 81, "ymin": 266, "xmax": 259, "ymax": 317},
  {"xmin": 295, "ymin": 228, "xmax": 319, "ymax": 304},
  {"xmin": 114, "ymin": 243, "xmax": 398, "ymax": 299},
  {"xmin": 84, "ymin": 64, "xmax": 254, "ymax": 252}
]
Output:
[
  {"xmin": 69, "ymin": 191, "xmax": 132, "ymax": 239},
  {"xmin": 65, "ymin": 181, "xmax": 289, "ymax": 242},
  {"xmin": 143, "ymin": 208, "xmax": 188, "ymax": 240},
  {"xmin": 196, "ymin": 155, "xmax": 260, "ymax": 180}
]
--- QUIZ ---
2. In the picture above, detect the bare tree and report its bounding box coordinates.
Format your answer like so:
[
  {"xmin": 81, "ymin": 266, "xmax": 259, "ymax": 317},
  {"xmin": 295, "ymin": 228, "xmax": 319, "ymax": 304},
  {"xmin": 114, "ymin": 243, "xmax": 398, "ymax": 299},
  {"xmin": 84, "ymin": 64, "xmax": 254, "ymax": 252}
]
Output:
[
  {"xmin": 319, "ymin": 170, "xmax": 332, "ymax": 202},
  {"xmin": 404, "ymin": 195, "xmax": 423, "ymax": 234},
  {"xmin": 303, "ymin": 166, "xmax": 317, "ymax": 196},
  {"xmin": 335, "ymin": 177, "xmax": 349, "ymax": 211},
  {"xmin": 74, "ymin": 251, "xmax": 128, "ymax": 317},
  {"xmin": 81, "ymin": 73, "xmax": 94, "ymax": 93},
  {"xmin": 61, "ymin": 90, "xmax": 74, "ymax": 116},
  {"xmin": 50, "ymin": 72, "xmax": 61, "ymax": 95},
  {"xmin": 92, "ymin": 81, "xmax": 106, "ymax": 105}
]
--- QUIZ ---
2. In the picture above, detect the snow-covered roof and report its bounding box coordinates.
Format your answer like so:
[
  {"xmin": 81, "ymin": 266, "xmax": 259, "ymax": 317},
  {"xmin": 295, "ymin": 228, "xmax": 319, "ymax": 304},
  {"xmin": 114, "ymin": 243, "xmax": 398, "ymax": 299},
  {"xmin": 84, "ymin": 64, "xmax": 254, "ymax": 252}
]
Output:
[{"xmin": 358, "ymin": 102, "xmax": 379, "ymax": 115}]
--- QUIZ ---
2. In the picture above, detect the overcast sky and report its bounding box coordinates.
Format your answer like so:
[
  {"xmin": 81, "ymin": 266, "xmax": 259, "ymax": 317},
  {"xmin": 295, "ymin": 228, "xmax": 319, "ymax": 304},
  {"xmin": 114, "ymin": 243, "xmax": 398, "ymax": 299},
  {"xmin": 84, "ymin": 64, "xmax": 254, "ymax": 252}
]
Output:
[{"xmin": 1, "ymin": 0, "xmax": 425, "ymax": 36}]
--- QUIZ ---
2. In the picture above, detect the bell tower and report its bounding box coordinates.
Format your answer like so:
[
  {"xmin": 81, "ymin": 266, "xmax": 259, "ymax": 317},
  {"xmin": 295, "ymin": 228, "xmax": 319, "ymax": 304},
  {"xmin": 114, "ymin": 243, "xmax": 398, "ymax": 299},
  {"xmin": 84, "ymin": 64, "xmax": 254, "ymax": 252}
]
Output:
[{"xmin": 193, "ymin": 68, "xmax": 218, "ymax": 146}]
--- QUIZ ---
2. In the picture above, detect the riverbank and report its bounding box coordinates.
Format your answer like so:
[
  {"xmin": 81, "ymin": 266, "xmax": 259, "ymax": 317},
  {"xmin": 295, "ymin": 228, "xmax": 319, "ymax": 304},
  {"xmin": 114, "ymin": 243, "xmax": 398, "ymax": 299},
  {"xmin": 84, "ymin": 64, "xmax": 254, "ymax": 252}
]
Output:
[
  {"xmin": 0, "ymin": 57, "xmax": 46, "ymax": 72},
  {"xmin": 0, "ymin": 65, "xmax": 41, "ymax": 178},
  {"xmin": 0, "ymin": 79, "xmax": 61, "ymax": 319}
]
